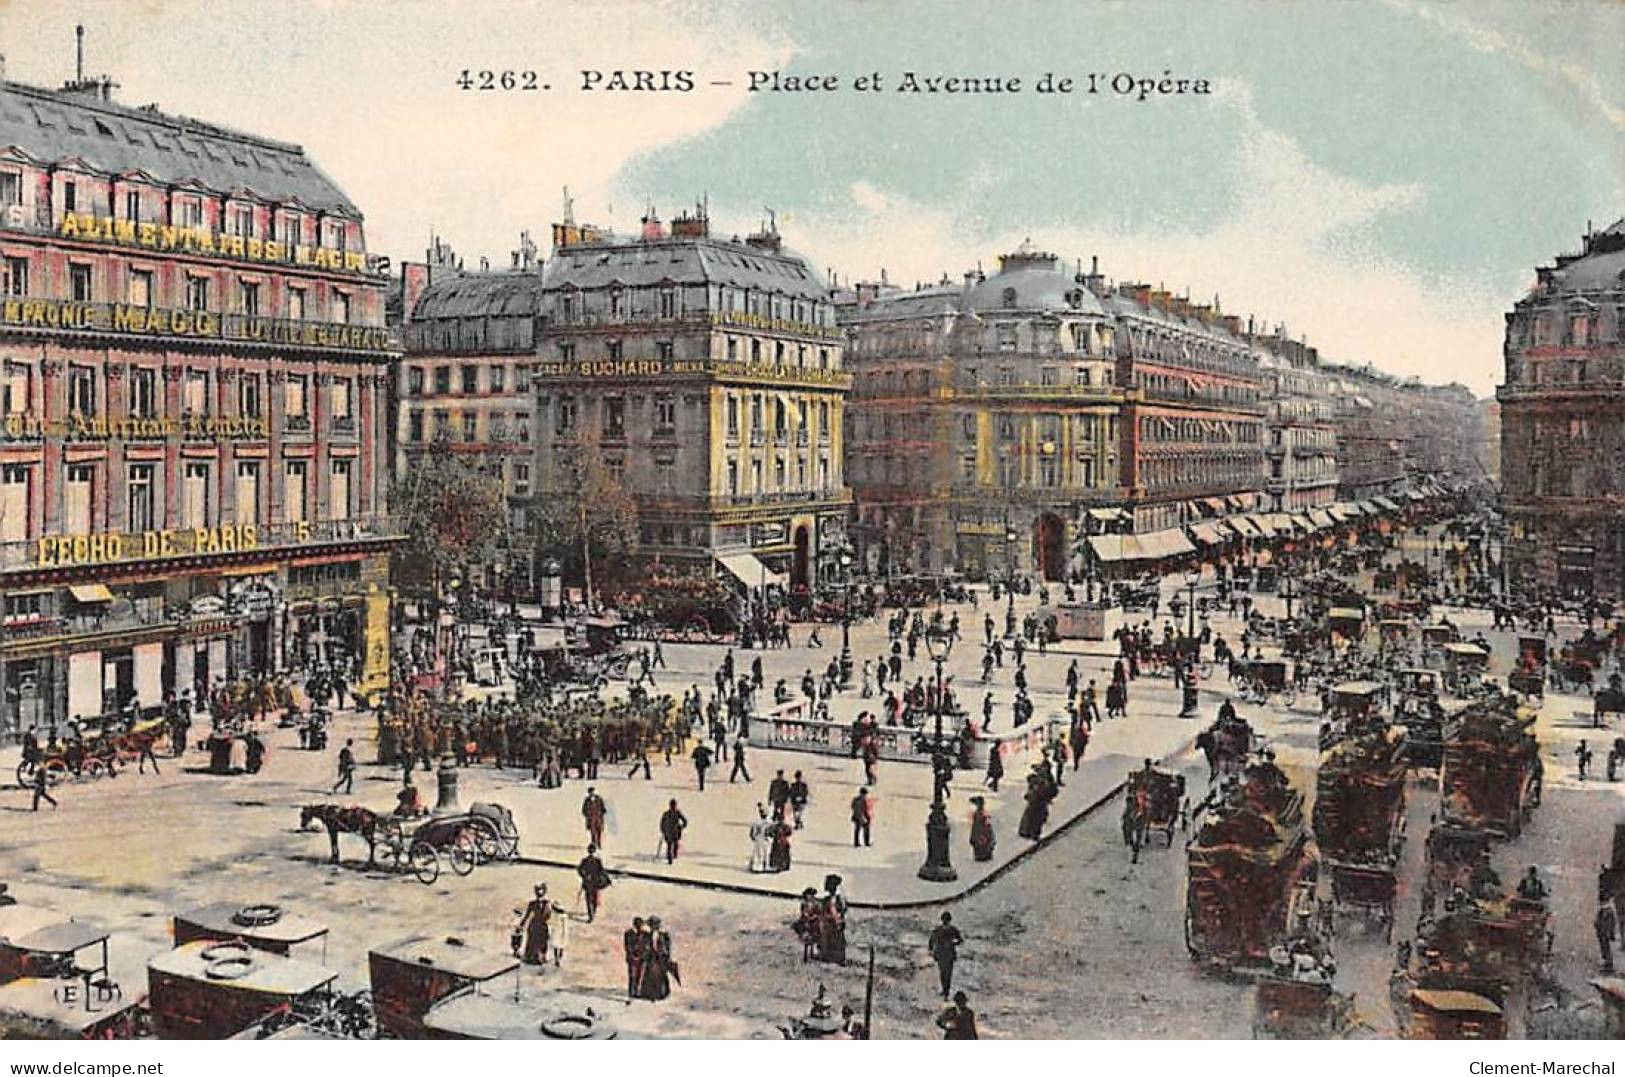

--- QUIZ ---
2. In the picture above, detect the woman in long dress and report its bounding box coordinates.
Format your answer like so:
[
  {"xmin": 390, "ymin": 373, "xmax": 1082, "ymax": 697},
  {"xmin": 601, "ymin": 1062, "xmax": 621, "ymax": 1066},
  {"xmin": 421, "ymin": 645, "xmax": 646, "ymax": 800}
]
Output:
[
  {"xmin": 518, "ymin": 883, "xmax": 552, "ymax": 965},
  {"xmin": 768, "ymin": 819, "xmax": 792, "ymax": 872}
]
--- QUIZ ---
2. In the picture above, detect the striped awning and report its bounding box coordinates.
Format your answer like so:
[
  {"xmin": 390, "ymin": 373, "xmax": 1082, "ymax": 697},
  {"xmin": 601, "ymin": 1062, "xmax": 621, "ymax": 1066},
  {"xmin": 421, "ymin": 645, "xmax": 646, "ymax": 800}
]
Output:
[
  {"xmin": 1308, "ymin": 508, "xmax": 1336, "ymax": 529},
  {"xmin": 1226, "ymin": 516, "xmax": 1260, "ymax": 538}
]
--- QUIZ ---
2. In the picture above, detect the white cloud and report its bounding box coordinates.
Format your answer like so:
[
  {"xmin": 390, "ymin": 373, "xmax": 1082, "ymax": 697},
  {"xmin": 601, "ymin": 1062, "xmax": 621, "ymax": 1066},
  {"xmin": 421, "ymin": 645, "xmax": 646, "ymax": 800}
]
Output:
[
  {"xmin": 1380, "ymin": 0, "xmax": 1625, "ymax": 132},
  {"xmin": 779, "ymin": 79, "xmax": 1505, "ymax": 394}
]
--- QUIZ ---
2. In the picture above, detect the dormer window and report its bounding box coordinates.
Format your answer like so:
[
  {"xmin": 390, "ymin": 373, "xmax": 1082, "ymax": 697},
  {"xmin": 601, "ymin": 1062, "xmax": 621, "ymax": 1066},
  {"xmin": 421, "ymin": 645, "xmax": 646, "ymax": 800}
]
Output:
[{"xmin": 1002, "ymin": 287, "xmax": 1017, "ymax": 307}]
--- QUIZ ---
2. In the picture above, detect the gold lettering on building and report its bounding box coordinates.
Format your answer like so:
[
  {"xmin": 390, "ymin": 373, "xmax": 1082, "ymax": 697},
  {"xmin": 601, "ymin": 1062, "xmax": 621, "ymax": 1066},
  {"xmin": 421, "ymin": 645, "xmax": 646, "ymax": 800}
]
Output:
[
  {"xmin": 55, "ymin": 214, "xmax": 368, "ymax": 274},
  {"xmin": 35, "ymin": 525, "xmax": 262, "ymax": 568}
]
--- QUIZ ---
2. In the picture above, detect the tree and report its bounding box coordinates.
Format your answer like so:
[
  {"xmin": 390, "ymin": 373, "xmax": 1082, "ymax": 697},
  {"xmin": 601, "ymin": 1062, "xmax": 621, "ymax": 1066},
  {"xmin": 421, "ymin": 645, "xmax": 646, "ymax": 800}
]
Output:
[
  {"xmin": 391, "ymin": 432, "xmax": 509, "ymax": 600},
  {"xmin": 532, "ymin": 432, "xmax": 639, "ymax": 607}
]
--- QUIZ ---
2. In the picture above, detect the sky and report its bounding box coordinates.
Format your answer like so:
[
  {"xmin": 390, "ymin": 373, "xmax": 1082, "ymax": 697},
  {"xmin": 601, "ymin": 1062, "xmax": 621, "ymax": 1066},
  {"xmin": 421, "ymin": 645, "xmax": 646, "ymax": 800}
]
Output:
[{"xmin": 2, "ymin": 0, "xmax": 1622, "ymax": 394}]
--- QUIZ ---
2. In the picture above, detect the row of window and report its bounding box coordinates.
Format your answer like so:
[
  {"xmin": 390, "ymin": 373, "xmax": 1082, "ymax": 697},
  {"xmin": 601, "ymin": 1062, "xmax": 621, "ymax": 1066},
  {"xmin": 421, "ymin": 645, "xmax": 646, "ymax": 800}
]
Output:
[
  {"xmin": 0, "ymin": 253, "xmax": 352, "ymax": 321},
  {"xmin": 721, "ymin": 455, "xmax": 835, "ymax": 497},
  {"xmin": 553, "ymin": 283, "xmax": 832, "ymax": 329},
  {"xmin": 1, "ymin": 361, "xmax": 356, "ymax": 425},
  {"xmin": 406, "ymin": 362, "xmax": 528, "ymax": 397},
  {"xmin": 405, "ymin": 409, "xmax": 529, "ymax": 444},
  {"xmin": 550, "ymin": 336, "xmax": 836, "ymax": 371},
  {"xmin": 0, "ymin": 169, "xmax": 353, "ymax": 249},
  {"xmin": 0, "ymin": 458, "xmax": 355, "ymax": 542}
]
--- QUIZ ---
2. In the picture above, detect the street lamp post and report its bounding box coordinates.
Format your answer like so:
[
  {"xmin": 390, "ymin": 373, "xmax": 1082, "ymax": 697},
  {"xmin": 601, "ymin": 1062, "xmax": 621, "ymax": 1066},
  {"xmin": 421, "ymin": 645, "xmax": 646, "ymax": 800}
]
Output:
[
  {"xmin": 1004, "ymin": 525, "xmax": 1018, "ymax": 639},
  {"xmin": 839, "ymin": 546, "xmax": 854, "ymax": 689},
  {"xmin": 918, "ymin": 629, "xmax": 958, "ymax": 882},
  {"xmin": 1185, "ymin": 570, "xmax": 1200, "ymax": 641}
]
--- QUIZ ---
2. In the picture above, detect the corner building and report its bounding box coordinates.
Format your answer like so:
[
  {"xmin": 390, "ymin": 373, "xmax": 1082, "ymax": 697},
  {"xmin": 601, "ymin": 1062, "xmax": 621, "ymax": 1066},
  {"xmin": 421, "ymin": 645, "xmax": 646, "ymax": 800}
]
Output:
[
  {"xmin": 1499, "ymin": 218, "xmax": 1625, "ymax": 600},
  {"xmin": 0, "ymin": 75, "xmax": 397, "ymax": 737},
  {"xmin": 535, "ymin": 210, "xmax": 850, "ymax": 592}
]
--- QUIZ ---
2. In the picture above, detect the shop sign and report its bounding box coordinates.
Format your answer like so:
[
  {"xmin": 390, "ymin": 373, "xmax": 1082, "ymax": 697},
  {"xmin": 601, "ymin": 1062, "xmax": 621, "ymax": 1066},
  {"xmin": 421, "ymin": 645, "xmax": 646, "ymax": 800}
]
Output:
[
  {"xmin": 35, "ymin": 524, "xmax": 260, "ymax": 568},
  {"xmin": 0, "ymin": 299, "xmax": 392, "ymax": 352},
  {"xmin": 752, "ymin": 522, "xmax": 786, "ymax": 547},
  {"xmin": 3, "ymin": 412, "xmax": 269, "ymax": 443},
  {"xmin": 56, "ymin": 213, "xmax": 369, "ymax": 273}
]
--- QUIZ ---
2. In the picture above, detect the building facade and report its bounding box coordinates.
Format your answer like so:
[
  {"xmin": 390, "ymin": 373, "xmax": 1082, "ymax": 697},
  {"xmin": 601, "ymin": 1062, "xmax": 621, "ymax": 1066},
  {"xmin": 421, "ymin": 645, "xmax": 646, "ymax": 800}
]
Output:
[
  {"xmin": 1251, "ymin": 330, "xmax": 1339, "ymax": 513},
  {"xmin": 534, "ymin": 209, "xmax": 850, "ymax": 593},
  {"xmin": 393, "ymin": 236, "xmax": 543, "ymax": 595},
  {"xmin": 0, "ymin": 75, "xmax": 396, "ymax": 737},
  {"xmin": 1499, "ymin": 218, "xmax": 1625, "ymax": 600}
]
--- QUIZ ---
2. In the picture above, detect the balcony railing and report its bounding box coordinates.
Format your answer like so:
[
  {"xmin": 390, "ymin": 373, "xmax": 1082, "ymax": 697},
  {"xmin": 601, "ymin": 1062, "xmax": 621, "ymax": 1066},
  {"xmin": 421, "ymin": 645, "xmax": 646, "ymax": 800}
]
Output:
[
  {"xmin": 3, "ymin": 513, "xmax": 402, "ymax": 571},
  {"xmin": 284, "ymin": 414, "xmax": 312, "ymax": 433}
]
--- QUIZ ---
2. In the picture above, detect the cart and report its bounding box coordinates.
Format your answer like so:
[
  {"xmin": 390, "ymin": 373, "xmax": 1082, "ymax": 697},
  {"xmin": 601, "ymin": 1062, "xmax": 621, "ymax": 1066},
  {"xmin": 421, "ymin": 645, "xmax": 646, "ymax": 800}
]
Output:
[
  {"xmin": 1440, "ymin": 698, "xmax": 1541, "ymax": 839},
  {"xmin": 368, "ymin": 934, "xmax": 521, "ymax": 1039},
  {"xmin": 1404, "ymin": 988, "xmax": 1504, "ymax": 1039},
  {"xmin": 1252, "ymin": 976, "xmax": 1355, "ymax": 1039},
  {"xmin": 1121, "ymin": 765, "xmax": 1187, "ymax": 863},
  {"xmin": 1314, "ymin": 726, "xmax": 1407, "ymax": 938},
  {"xmin": 1320, "ymin": 681, "xmax": 1390, "ymax": 749},
  {"xmin": 172, "ymin": 902, "xmax": 329, "ymax": 962},
  {"xmin": 1238, "ymin": 658, "xmax": 1296, "ymax": 708},
  {"xmin": 377, "ymin": 814, "xmax": 487, "ymax": 885},
  {"xmin": 1197, "ymin": 714, "xmax": 1256, "ymax": 782},
  {"xmin": 147, "ymin": 940, "xmax": 339, "ymax": 1039},
  {"xmin": 1442, "ymin": 643, "xmax": 1491, "ymax": 696},
  {"xmin": 1326, "ymin": 607, "xmax": 1366, "ymax": 641},
  {"xmin": 1185, "ymin": 759, "xmax": 1317, "ymax": 973}
]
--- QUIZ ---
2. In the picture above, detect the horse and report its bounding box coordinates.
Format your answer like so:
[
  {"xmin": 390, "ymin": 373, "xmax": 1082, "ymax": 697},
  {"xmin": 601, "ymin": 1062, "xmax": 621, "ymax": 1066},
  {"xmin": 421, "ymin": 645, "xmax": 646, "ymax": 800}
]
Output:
[{"xmin": 299, "ymin": 804, "xmax": 386, "ymax": 867}]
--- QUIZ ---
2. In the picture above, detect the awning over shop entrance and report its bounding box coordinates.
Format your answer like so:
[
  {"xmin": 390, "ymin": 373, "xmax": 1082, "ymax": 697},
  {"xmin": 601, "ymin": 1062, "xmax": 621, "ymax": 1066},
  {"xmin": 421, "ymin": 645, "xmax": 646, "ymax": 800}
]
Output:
[
  {"xmin": 1226, "ymin": 516, "xmax": 1260, "ymax": 539},
  {"xmin": 1087, "ymin": 530, "xmax": 1194, "ymax": 563},
  {"xmin": 1139, "ymin": 528, "xmax": 1196, "ymax": 559},
  {"xmin": 1290, "ymin": 513, "xmax": 1316, "ymax": 533},
  {"xmin": 716, "ymin": 553, "xmax": 786, "ymax": 590},
  {"xmin": 1308, "ymin": 508, "xmax": 1335, "ymax": 529},
  {"xmin": 1086, "ymin": 507, "xmax": 1125, "ymax": 523},
  {"xmin": 1246, "ymin": 514, "xmax": 1278, "ymax": 539},
  {"xmin": 1373, "ymin": 495, "xmax": 1400, "ymax": 513},
  {"xmin": 1188, "ymin": 522, "xmax": 1228, "ymax": 546},
  {"xmin": 68, "ymin": 583, "xmax": 114, "ymax": 603},
  {"xmin": 1357, "ymin": 500, "xmax": 1380, "ymax": 517}
]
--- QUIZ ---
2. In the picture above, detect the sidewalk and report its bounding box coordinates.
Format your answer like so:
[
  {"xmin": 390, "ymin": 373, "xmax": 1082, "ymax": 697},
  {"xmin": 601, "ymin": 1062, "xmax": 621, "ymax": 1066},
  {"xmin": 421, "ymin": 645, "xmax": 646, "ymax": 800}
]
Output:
[{"xmin": 430, "ymin": 697, "xmax": 1201, "ymax": 906}]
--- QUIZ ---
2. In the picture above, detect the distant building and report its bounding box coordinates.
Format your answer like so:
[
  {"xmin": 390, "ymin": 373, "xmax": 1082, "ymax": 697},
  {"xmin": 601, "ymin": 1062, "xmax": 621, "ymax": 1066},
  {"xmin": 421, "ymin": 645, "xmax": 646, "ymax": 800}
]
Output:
[
  {"xmin": 392, "ymin": 234, "xmax": 543, "ymax": 596},
  {"xmin": 1498, "ymin": 218, "xmax": 1625, "ymax": 600},
  {"xmin": 534, "ymin": 207, "xmax": 850, "ymax": 595},
  {"xmin": 0, "ymin": 72, "xmax": 397, "ymax": 738}
]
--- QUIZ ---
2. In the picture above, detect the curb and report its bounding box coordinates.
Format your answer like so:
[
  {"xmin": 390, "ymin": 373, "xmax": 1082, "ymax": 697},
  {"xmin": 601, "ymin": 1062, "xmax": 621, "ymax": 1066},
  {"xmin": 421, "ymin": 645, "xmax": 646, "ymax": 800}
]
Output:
[{"xmin": 512, "ymin": 734, "xmax": 1200, "ymax": 910}]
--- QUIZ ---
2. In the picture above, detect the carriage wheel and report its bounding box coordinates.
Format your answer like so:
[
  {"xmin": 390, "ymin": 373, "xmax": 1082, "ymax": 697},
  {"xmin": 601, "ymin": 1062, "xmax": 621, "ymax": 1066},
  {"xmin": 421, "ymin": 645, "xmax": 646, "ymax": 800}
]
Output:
[
  {"xmin": 83, "ymin": 758, "xmax": 106, "ymax": 781},
  {"xmin": 409, "ymin": 841, "xmax": 440, "ymax": 884},
  {"xmin": 470, "ymin": 820, "xmax": 502, "ymax": 864},
  {"xmin": 380, "ymin": 828, "xmax": 409, "ymax": 873},
  {"xmin": 14, "ymin": 760, "xmax": 33, "ymax": 790},
  {"xmin": 449, "ymin": 829, "xmax": 478, "ymax": 876},
  {"xmin": 42, "ymin": 759, "xmax": 68, "ymax": 787}
]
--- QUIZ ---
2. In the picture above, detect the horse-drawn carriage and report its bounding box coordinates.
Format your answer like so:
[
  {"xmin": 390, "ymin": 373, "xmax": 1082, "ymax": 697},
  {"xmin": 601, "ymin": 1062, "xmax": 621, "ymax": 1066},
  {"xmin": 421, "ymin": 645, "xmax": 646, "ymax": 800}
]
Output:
[
  {"xmin": 1508, "ymin": 637, "xmax": 1546, "ymax": 699},
  {"xmin": 1440, "ymin": 698, "xmax": 1542, "ymax": 840},
  {"xmin": 1121, "ymin": 764, "xmax": 1187, "ymax": 863},
  {"xmin": 300, "ymin": 801, "xmax": 519, "ymax": 884},
  {"xmin": 1441, "ymin": 642, "xmax": 1491, "ymax": 696},
  {"xmin": 1314, "ymin": 727, "xmax": 1407, "ymax": 939},
  {"xmin": 1197, "ymin": 714, "xmax": 1256, "ymax": 782},
  {"xmin": 536, "ymin": 618, "xmax": 637, "ymax": 688},
  {"xmin": 1319, "ymin": 681, "xmax": 1390, "ymax": 749},
  {"xmin": 1326, "ymin": 607, "xmax": 1367, "ymax": 642},
  {"xmin": 1185, "ymin": 758, "xmax": 1318, "ymax": 973},
  {"xmin": 13, "ymin": 717, "xmax": 170, "ymax": 789},
  {"xmin": 1553, "ymin": 634, "xmax": 1608, "ymax": 693},
  {"xmin": 1236, "ymin": 658, "xmax": 1296, "ymax": 708},
  {"xmin": 1594, "ymin": 673, "xmax": 1625, "ymax": 728}
]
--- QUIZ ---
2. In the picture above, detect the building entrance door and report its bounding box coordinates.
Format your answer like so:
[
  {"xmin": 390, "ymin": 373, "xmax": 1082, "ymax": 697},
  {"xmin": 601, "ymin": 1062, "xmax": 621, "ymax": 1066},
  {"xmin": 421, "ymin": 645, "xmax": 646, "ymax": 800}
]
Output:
[
  {"xmin": 1034, "ymin": 513, "xmax": 1067, "ymax": 582},
  {"xmin": 792, "ymin": 525, "xmax": 811, "ymax": 593}
]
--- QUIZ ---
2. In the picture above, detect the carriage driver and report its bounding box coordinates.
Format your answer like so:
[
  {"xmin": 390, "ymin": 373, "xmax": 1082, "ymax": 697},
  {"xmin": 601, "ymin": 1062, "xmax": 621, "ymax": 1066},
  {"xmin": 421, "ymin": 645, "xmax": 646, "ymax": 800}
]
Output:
[{"xmin": 1517, "ymin": 866, "xmax": 1548, "ymax": 902}]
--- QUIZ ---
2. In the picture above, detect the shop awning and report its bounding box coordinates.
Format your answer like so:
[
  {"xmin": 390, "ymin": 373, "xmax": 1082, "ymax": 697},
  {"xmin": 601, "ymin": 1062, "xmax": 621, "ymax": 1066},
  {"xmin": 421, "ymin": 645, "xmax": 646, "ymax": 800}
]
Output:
[
  {"xmin": 1188, "ymin": 522, "xmax": 1227, "ymax": 546},
  {"xmin": 1308, "ymin": 508, "xmax": 1336, "ymax": 529},
  {"xmin": 1138, "ymin": 528, "xmax": 1196, "ymax": 559},
  {"xmin": 1406, "ymin": 490, "xmax": 1424, "ymax": 502},
  {"xmin": 1374, "ymin": 496, "xmax": 1400, "ymax": 512},
  {"xmin": 1226, "ymin": 516, "xmax": 1260, "ymax": 539},
  {"xmin": 1290, "ymin": 513, "xmax": 1316, "ymax": 533},
  {"xmin": 68, "ymin": 584, "xmax": 114, "ymax": 603},
  {"xmin": 1246, "ymin": 514, "xmax": 1278, "ymax": 539},
  {"xmin": 1087, "ymin": 534, "xmax": 1135, "ymax": 563},
  {"xmin": 1357, "ymin": 500, "xmax": 1380, "ymax": 516},
  {"xmin": 1225, "ymin": 495, "xmax": 1249, "ymax": 512},
  {"xmin": 1202, "ymin": 497, "xmax": 1228, "ymax": 516},
  {"xmin": 1328, "ymin": 504, "xmax": 1356, "ymax": 521},
  {"xmin": 1265, "ymin": 513, "xmax": 1295, "ymax": 533},
  {"xmin": 716, "ymin": 553, "xmax": 786, "ymax": 590},
  {"xmin": 1086, "ymin": 507, "xmax": 1125, "ymax": 522}
]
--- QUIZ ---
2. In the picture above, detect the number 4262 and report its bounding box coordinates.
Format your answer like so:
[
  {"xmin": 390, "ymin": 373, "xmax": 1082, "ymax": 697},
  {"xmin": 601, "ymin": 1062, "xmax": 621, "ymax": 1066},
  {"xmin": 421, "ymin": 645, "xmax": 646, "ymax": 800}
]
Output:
[{"xmin": 457, "ymin": 70, "xmax": 541, "ymax": 91}]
